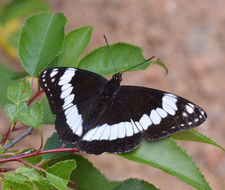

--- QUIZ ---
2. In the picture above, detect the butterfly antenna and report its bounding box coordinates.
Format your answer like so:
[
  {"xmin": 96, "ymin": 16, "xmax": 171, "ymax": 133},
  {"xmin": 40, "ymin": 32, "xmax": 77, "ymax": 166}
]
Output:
[
  {"xmin": 121, "ymin": 56, "xmax": 155, "ymax": 73},
  {"xmin": 103, "ymin": 35, "xmax": 117, "ymax": 73}
]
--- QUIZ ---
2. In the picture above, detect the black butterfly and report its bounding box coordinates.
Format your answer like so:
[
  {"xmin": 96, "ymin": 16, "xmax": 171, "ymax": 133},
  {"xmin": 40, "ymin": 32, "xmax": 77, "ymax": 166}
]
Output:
[{"xmin": 39, "ymin": 67, "xmax": 207, "ymax": 154}]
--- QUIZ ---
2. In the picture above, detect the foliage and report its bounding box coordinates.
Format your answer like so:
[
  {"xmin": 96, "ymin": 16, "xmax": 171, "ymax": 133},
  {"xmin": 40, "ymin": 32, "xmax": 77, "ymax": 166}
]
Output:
[{"xmin": 0, "ymin": 2, "xmax": 224, "ymax": 190}]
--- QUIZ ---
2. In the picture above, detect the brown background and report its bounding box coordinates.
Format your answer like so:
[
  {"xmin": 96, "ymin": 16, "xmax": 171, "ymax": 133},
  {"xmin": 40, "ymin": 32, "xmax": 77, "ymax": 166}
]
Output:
[{"xmin": 1, "ymin": 0, "xmax": 225, "ymax": 189}]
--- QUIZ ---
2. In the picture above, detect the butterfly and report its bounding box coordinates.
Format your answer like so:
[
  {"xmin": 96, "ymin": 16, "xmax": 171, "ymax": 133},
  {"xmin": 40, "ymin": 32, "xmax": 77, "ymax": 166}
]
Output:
[{"xmin": 39, "ymin": 66, "xmax": 207, "ymax": 154}]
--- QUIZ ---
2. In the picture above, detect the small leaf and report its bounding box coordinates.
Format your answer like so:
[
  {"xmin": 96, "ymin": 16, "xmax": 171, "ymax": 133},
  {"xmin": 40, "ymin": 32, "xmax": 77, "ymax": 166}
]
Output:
[
  {"xmin": 5, "ymin": 102, "xmax": 27, "ymax": 124},
  {"xmin": 121, "ymin": 138, "xmax": 211, "ymax": 190},
  {"xmin": 0, "ymin": 0, "xmax": 50, "ymax": 24},
  {"xmin": 18, "ymin": 102, "xmax": 43, "ymax": 128},
  {"xmin": 7, "ymin": 70, "xmax": 28, "ymax": 80},
  {"xmin": 152, "ymin": 59, "xmax": 168, "ymax": 75},
  {"xmin": 16, "ymin": 167, "xmax": 41, "ymax": 181},
  {"xmin": 114, "ymin": 179, "xmax": 160, "ymax": 190},
  {"xmin": 78, "ymin": 43, "xmax": 151, "ymax": 76},
  {"xmin": 18, "ymin": 12, "xmax": 67, "ymax": 76},
  {"xmin": 46, "ymin": 160, "xmax": 76, "ymax": 190},
  {"xmin": 0, "ymin": 62, "xmax": 15, "ymax": 107},
  {"xmin": 172, "ymin": 129, "xmax": 225, "ymax": 151},
  {"xmin": 57, "ymin": 26, "xmax": 93, "ymax": 67},
  {"xmin": 40, "ymin": 97, "xmax": 55, "ymax": 125},
  {"xmin": 15, "ymin": 167, "xmax": 53, "ymax": 190},
  {"xmin": 7, "ymin": 80, "xmax": 32, "ymax": 104}
]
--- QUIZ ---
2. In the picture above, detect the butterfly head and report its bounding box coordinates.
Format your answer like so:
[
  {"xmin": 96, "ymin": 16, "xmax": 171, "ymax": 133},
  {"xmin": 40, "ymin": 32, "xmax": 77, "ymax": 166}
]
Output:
[{"xmin": 112, "ymin": 73, "xmax": 122, "ymax": 82}]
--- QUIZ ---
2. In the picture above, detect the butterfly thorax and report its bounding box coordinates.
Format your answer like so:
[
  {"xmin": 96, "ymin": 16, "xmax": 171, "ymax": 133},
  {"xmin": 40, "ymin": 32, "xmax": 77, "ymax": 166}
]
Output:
[{"xmin": 102, "ymin": 73, "xmax": 122, "ymax": 101}]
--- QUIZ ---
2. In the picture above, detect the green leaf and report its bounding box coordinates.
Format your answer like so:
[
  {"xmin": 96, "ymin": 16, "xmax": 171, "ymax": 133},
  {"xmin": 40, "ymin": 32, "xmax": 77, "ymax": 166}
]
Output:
[
  {"xmin": 114, "ymin": 179, "xmax": 160, "ymax": 190},
  {"xmin": 70, "ymin": 155, "xmax": 113, "ymax": 190},
  {"xmin": 40, "ymin": 97, "xmax": 55, "ymax": 125},
  {"xmin": 172, "ymin": 129, "xmax": 225, "ymax": 151},
  {"xmin": 5, "ymin": 102, "xmax": 27, "ymax": 124},
  {"xmin": 0, "ymin": 145, "xmax": 5, "ymax": 154},
  {"xmin": 78, "ymin": 43, "xmax": 151, "ymax": 76},
  {"xmin": 57, "ymin": 26, "xmax": 93, "ymax": 67},
  {"xmin": 121, "ymin": 138, "xmax": 211, "ymax": 190},
  {"xmin": 2, "ymin": 179, "xmax": 32, "ymax": 190},
  {"xmin": 42, "ymin": 133, "xmax": 75, "ymax": 160},
  {"xmin": 46, "ymin": 160, "xmax": 76, "ymax": 190},
  {"xmin": 7, "ymin": 80, "xmax": 32, "ymax": 104},
  {"xmin": 152, "ymin": 59, "xmax": 168, "ymax": 75},
  {"xmin": 7, "ymin": 70, "xmax": 28, "ymax": 80},
  {"xmin": 18, "ymin": 12, "xmax": 67, "ymax": 76},
  {"xmin": 1, "ymin": 0, "xmax": 50, "ymax": 24},
  {"xmin": 0, "ymin": 62, "xmax": 15, "ymax": 107},
  {"xmin": 18, "ymin": 102, "xmax": 43, "ymax": 128},
  {"xmin": 2, "ymin": 167, "xmax": 50, "ymax": 190},
  {"xmin": 15, "ymin": 167, "xmax": 53, "ymax": 190},
  {"xmin": 24, "ymin": 155, "xmax": 42, "ymax": 165}
]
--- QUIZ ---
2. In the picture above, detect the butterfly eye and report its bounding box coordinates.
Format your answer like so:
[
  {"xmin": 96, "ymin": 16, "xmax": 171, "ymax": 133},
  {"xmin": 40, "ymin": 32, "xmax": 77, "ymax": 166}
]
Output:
[{"xmin": 113, "ymin": 73, "xmax": 122, "ymax": 82}]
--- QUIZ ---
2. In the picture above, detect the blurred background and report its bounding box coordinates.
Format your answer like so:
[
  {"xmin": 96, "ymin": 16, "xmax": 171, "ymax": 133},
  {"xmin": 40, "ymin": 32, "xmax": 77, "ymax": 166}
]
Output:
[{"xmin": 0, "ymin": 0, "xmax": 224, "ymax": 189}]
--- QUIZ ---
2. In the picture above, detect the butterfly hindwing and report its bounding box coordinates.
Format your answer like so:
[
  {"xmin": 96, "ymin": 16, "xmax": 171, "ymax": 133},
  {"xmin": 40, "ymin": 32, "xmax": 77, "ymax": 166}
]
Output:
[{"xmin": 79, "ymin": 86, "xmax": 207, "ymax": 154}]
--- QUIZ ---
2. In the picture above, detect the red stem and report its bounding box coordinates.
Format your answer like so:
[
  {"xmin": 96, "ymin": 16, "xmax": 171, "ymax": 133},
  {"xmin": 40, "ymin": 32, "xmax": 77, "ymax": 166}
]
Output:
[
  {"xmin": 0, "ymin": 123, "xmax": 16, "ymax": 146},
  {"xmin": 0, "ymin": 147, "xmax": 79, "ymax": 163},
  {"xmin": 27, "ymin": 89, "xmax": 44, "ymax": 106}
]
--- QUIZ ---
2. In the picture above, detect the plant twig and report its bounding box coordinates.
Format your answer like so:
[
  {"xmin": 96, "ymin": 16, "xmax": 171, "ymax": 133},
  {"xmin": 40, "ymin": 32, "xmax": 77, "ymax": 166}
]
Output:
[
  {"xmin": 4, "ymin": 127, "xmax": 33, "ymax": 151},
  {"xmin": 0, "ymin": 147, "xmax": 79, "ymax": 164},
  {"xmin": 18, "ymin": 159, "xmax": 45, "ymax": 173}
]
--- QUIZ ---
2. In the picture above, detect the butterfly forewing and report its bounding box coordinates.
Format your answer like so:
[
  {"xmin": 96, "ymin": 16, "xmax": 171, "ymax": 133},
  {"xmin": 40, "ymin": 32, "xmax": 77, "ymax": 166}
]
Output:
[
  {"xmin": 39, "ymin": 67, "xmax": 107, "ymax": 142},
  {"xmin": 39, "ymin": 67, "xmax": 207, "ymax": 155}
]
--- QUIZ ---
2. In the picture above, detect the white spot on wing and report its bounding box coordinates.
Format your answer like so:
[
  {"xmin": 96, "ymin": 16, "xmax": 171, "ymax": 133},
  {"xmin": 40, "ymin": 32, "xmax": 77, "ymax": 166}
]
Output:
[
  {"xmin": 162, "ymin": 102, "xmax": 175, "ymax": 115},
  {"xmin": 135, "ymin": 122, "xmax": 143, "ymax": 132},
  {"xmin": 65, "ymin": 105, "xmax": 77, "ymax": 119},
  {"xmin": 139, "ymin": 114, "xmax": 152, "ymax": 130},
  {"xmin": 125, "ymin": 122, "xmax": 134, "ymax": 137},
  {"xmin": 150, "ymin": 110, "xmax": 161, "ymax": 125},
  {"xmin": 186, "ymin": 105, "xmax": 194, "ymax": 114},
  {"xmin": 63, "ymin": 94, "xmax": 74, "ymax": 107},
  {"xmin": 61, "ymin": 83, "xmax": 72, "ymax": 91},
  {"xmin": 99, "ymin": 124, "xmax": 110, "ymax": 140},
  {"xmin": 50, "ymin": 70, "xmax": 58, "ymax": 78},
  {"xmin": 58, "ymin": 70, "xmax": 75, "ymax": 85},
  {"xmin": 63, "ymin": 103, "xmax": 73, "ymax": 110},
  {"xmin": 109, "ymin": 124, "xmax": 118, "ymax": 140},
  {"xmin": 162, "ymin": 95, "xmax": 178, "ymax": 111},
  {"xmin": 182, "ymin": 112, "xmax": 188, "ymax": 117},
  {"xmin": 82, "ymin": 127, "xmax": 99, "ymax": 141},
  {"xmin": 156, "ymin": 108, "xmax": 168, "ymax": 118},
  {"xmin": 60, "ymin": 87, "xmax": 73, "ymax": 99},
  {"xmin": 91, "ymin": 125, "xmax": 106, "ymax": 140},
  {"xmin": 117, "ymin": 122, "xmax": 126, "ymax": 138},
  {"xmin": 75, "ymin": 124, "xmax": 83, "ymax": 136},
  {"xmin": 131, "ymin": 119, "xmax": 139, "ymax": 134}
]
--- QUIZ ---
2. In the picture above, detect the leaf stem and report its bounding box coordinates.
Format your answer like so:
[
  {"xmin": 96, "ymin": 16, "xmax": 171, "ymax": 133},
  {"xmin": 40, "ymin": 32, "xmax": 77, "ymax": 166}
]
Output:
[
  {"xmin": 27, "ymin": 89, "xmax": 44, "ymax": 106},
  {"xmin": 0, "ymin": 147, "xmax": 79, "ymax": 164}
]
